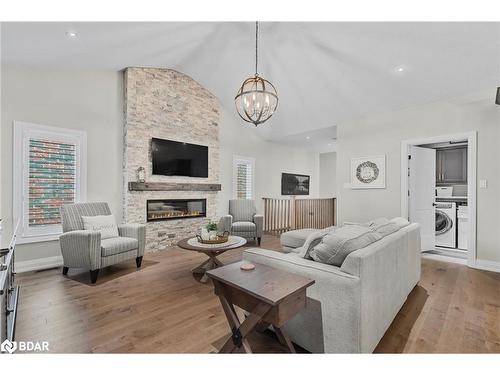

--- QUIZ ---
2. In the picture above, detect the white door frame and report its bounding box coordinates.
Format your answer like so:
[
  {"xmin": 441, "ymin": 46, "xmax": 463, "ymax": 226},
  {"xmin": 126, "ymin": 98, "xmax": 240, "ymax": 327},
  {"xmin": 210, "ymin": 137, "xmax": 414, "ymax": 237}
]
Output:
[{"xmin": 401, "ymin": 131, "xmax": 477, "ymax": 267}]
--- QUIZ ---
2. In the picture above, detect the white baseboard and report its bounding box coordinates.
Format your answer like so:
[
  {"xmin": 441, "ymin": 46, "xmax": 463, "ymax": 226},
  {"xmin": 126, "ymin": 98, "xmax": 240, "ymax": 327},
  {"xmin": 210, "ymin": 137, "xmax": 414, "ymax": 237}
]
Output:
[
  {"xmin": 422, "ymin": 252, "xmax": 467, "ymax": 265},
  {"xmin": 472, "ymin": 259, "xmax": 500, "ymax": 273},
  {"xmin": 422, "ymin": 253, "xmax": 500, "ymax": 273},
  {"xmin": 15, "ymin": 255, "xmax": 63, "ymax": 273}
]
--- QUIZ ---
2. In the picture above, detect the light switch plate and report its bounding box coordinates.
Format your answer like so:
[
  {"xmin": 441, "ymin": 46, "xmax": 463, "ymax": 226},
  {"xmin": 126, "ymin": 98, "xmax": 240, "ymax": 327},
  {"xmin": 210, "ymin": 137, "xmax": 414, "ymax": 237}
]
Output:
[{"xmin": 479, "ymin": 179, "xmax": 488, "ymax": 188}]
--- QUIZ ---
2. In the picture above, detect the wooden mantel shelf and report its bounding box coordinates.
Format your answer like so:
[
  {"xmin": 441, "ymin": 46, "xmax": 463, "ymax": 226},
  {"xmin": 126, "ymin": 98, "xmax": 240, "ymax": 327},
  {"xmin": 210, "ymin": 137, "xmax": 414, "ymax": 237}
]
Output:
[{"xmin": 128, "ymin": 182, "xmax": 221, "ymax": 192}]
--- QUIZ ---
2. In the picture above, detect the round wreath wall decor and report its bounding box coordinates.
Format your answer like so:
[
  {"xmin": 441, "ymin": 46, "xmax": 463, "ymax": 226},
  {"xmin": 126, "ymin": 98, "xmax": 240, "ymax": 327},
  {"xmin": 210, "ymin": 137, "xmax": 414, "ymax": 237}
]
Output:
[{"xmin": 356, "ymin": 161, "xmax": 379, "ymax": 184}]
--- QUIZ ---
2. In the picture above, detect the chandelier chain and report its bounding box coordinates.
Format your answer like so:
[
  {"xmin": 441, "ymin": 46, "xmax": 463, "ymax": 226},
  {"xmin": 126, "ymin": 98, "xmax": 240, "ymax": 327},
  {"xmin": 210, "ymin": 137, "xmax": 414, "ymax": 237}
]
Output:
[{"xmin": 255, "ymin": 21, "xmax": 258, "ymax": 76}]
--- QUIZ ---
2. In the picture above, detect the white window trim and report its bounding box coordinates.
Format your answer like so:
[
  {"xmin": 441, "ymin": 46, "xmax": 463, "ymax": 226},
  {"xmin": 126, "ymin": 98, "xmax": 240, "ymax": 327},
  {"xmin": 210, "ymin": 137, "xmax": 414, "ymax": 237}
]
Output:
[
  {"xmin": 232, "ymin": 155, "xmax": 255, "ymax": 200},
  {"xmin": 13, "ymin": 121, "xmax": 87, "ymax": 244}
]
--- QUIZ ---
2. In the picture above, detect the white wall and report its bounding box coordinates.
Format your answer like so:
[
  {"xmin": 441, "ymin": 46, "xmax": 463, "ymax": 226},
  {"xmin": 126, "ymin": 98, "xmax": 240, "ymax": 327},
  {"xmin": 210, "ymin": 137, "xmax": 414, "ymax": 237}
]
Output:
[
  {"xmin": 0, "ymin": 25, "xmax": 3, "ymax": 224},
  {"xmin": 319, "ymin": 152, "xmax": 336, "ymax": 198},
  {"xmin": 1, "ymin": 66, "xmax": 124, "ymax": 262},
  {"xmin": 336, "ymin": 91, "xmax": 500, "ymax": 263},
  {"xmin": 1, "ymin": 66, "xmax": 320, "ymax": 265},
  {"xmin": 3, "ymin": 66, "xmax": 497, "ymax": 266},
  {"xmin": 218, "ymin": 108, "xmax": 320, "ymax": 217}
]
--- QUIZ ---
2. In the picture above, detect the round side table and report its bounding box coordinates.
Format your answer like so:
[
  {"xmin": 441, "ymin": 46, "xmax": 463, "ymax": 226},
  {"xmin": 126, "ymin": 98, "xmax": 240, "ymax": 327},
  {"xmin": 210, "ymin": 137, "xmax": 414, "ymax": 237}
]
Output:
[{"xmin": 177, "ymin": 236, "xmax": 247, "ymax": 283}]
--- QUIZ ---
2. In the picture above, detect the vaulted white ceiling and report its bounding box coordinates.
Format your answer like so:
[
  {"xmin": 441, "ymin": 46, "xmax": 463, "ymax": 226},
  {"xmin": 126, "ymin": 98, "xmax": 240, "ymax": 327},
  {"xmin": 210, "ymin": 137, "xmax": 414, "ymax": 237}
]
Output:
[{"xmin": 2, "ymin": 22, "xmax": 499, "ymax": 142}]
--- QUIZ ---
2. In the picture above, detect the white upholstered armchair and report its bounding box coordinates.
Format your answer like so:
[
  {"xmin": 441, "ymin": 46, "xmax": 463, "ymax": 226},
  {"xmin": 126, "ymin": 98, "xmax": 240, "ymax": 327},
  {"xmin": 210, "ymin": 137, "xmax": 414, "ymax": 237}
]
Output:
[
  {"xmin": 59, "ymin": 202, "xmax": 145, "ymax": 283},
  {"xmin": 221, "ymin": 199, "xmax": 263, "ymax": 245}
]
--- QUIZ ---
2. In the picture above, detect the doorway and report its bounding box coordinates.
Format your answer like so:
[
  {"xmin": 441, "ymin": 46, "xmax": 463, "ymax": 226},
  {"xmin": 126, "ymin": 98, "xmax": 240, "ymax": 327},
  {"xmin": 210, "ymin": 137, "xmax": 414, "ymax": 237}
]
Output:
[{"xmin": 400, "ymin": 132, "xmax": 477, "ymax": 267}]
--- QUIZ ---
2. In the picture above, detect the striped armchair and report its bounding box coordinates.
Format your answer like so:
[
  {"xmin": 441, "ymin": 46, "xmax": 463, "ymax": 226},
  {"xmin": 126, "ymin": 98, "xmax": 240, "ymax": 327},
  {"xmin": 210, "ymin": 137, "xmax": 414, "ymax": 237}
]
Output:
[
  {"xmin": 221, "ymin": 199, "xmax": 263, "ymax": 245},
  {"xmin": 59, "ymin": 202, "xmax": 145, "ymax": 283}
]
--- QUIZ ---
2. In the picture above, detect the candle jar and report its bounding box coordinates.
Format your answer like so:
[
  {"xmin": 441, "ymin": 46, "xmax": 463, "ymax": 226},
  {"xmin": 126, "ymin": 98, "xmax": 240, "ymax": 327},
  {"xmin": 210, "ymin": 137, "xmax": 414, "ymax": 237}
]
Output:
[
  {"xmin": 136, "ymin": 167, "xmax": 146, "ymax": 183},
  {"xmin": 201, "ymin": 227, "xmax": 210, "ymax": 241}
]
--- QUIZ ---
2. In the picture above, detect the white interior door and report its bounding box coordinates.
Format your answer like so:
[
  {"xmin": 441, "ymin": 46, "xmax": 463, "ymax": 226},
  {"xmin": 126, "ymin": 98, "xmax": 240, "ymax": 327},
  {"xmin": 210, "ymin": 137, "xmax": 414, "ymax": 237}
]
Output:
[{"xmin": 408, "ymin": 146, "xmax": 436, "ymax": 252}]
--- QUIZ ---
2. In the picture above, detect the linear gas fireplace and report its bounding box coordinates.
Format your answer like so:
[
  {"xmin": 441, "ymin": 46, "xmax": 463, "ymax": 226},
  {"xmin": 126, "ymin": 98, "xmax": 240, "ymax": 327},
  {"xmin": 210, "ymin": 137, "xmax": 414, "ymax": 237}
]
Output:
[{"xmin": 147, "ymin": 199, "xmax": 207, "ymax": 222}]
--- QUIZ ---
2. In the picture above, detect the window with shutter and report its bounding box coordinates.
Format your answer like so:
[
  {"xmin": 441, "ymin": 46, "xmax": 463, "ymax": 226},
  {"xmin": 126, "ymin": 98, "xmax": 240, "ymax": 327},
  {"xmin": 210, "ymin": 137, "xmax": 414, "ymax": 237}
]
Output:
[
  {"xmin": 28, "ymin": 139, "xmax": 76, "ymax": 226},
  {"xmin": 233, "ymin": 156, "xmax": 255, "ymax": 200},
  {"xmin": 13, "ymin": 122, "xmax": 87, "ymax": 243}
]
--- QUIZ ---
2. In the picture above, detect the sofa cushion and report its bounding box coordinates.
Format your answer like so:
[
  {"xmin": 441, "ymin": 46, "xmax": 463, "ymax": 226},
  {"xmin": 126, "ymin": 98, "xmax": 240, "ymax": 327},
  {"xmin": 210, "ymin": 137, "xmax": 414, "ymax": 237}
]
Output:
[
  {"xmin": 281, "ymin": 228, "xmax": 320, "ymax": 250},
  {"xmin": 82, "ymin": 214, "xmax": 119, "ymax": 239},
  {"xmin": 364, "ymin": 217, "xmax": 399, "ymax": 237},
  {"xmin": 309, "ymin": 225, "xmax": 382, "ymax": 266},
  {"xmin": 232, "ymin": 221, "xmax": 256, "ymax": 232},
  {"xmin": 101, "ymin": 237, "xmax": 138, "ymax": 257}
]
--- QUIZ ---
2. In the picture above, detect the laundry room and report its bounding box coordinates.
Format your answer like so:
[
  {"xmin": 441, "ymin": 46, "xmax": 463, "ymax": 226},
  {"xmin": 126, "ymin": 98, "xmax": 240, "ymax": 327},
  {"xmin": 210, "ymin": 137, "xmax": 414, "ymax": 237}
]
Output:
[{"xmin": 402, "ymin": 132, "xmax": 477, "ymax": 265}]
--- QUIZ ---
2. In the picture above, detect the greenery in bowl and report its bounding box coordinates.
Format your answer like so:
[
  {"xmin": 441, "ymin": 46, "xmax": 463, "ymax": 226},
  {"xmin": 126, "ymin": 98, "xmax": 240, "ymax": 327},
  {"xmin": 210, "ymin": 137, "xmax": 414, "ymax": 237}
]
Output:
[{"xmin": 206, "ymin": 222, "xmax": 218, "ymax": 232}]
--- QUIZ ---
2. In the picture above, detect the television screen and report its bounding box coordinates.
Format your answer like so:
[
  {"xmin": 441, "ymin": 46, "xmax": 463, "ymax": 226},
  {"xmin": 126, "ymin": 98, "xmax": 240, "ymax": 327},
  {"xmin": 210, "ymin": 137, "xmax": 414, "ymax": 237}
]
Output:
[
  {"xmin": 281, "ymin": 173, "xmax": 310, "ymax": 195},
  {"xmin": 152, "ymin": 138, "xmax": 208, "ymax": 177}
]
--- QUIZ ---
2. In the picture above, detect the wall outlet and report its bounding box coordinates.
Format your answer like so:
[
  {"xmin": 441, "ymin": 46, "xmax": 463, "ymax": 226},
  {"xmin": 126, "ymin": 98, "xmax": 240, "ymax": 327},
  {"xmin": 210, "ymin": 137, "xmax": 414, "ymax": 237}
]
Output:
[{"xmin": 479, "ymin": 179, "xmax": 488, "ymax": 189}]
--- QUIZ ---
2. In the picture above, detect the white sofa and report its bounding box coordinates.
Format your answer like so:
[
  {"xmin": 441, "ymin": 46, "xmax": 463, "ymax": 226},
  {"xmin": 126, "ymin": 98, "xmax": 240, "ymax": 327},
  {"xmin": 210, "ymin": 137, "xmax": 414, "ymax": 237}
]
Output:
[{"xmin": 242, "ymin": 222, "xmax": 421, "ymax": 353}]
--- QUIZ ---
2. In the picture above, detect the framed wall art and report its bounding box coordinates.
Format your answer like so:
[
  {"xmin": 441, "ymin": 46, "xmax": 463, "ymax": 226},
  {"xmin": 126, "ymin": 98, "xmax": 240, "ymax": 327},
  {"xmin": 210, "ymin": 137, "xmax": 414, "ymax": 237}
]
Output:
[{"xmin": 350, "ymin": 155, "xmax": 386, "ymax": 189}]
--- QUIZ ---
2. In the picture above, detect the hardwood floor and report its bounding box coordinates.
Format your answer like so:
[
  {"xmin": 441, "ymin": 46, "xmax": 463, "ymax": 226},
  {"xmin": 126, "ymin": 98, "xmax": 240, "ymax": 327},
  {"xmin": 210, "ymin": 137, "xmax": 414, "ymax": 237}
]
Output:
[
  {"xmin": 15, "ymin": 234, "xmax": 500, "ymax": 353},
  {"xmin": 376, "ymin": 256, "xmax": 500, "ymax": 353}
]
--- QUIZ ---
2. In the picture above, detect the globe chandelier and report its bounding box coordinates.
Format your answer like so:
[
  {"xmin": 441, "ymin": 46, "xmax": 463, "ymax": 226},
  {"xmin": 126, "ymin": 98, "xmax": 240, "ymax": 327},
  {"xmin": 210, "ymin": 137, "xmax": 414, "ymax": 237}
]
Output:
[{"xmin": 235, "ymin": 22, "xmax": 278, "ymax": 126}]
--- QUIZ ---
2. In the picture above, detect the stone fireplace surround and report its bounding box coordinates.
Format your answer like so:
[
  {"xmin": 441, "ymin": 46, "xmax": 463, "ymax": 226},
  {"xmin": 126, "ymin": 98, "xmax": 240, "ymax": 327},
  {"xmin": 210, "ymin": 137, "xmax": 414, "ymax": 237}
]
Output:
[{"xmin": 123, "ymin": 67, "xmax": 220, "ymax": 252}]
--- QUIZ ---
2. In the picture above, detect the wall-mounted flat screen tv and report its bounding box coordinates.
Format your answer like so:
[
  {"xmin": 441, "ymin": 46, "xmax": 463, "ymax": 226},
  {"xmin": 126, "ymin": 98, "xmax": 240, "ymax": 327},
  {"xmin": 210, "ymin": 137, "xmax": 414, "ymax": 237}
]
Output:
[
  {"xmin": 152, "ymin": 138, "xmax": 208, "ymax": 177},
  {"xmin": 281, "ymin": 173, "xmax": 310, "ymax": 195}
]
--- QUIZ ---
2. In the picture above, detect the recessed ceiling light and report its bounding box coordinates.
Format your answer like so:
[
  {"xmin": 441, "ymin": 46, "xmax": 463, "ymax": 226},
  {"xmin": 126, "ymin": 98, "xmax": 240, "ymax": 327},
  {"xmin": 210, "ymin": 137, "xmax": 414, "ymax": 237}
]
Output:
[
  {"xmin": 394, "ymin": 65, "xmax": 406, "ymax": 74},
  {"xmin": 66, "ymin": 31, "xmax": 78, "ymax": 39},
  {"xmin": 306, "ymin": 136, "xmax": 310, "ymax": 140},
  {"xmin": 327, "ymin": 143, "xmax": 332, "ymax": 146}
]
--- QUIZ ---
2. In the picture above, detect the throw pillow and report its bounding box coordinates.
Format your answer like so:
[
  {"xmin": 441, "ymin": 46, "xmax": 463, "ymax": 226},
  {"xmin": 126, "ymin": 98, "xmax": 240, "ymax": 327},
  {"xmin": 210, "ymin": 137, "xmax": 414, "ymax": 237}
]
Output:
[
  {"xmin": 297, "ymin": 227, "xmax": 336, "ymax": 259},
  {"xmin": 363, "ymin": 217, "xmax": 390, "ymax": 229},
  {"xmin": 375, "ymin": 222, "xmax": 399, "ymax": 237},
  {"xmin": 390, "ymin": 217, "xmax": 410, "ymax": 229},
  {"xmin": 367, "ymin": 217, "xmax": 399, "ymax": 237},
  {"xmin": 309, "ymin": 225, "xmax": 382, "ymax": 266},
  {"xmin": 363, "ymin": 217, "xmax": 399, "ymax": 237},
  {"xmin": 82, "ymin": 214, "xmax": 119, "ymax": 239}
]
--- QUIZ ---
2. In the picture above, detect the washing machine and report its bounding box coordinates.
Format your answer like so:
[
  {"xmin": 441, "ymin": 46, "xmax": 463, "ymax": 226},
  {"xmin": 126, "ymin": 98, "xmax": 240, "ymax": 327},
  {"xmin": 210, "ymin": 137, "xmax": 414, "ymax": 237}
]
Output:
[{"xmin": 435, "ymin": 202, "xmax": 456, "ymax": 248}]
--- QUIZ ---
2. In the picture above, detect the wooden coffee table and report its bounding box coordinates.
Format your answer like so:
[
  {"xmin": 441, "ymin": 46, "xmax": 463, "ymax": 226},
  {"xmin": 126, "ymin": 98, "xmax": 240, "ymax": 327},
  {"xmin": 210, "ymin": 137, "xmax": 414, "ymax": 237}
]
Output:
[
  {"xmin": 207, "ymin": 261, "xmax": 315, "ymax": 353},
  {"xmin": 177, "ymin": 236, "xmax": 247, "ymax": 283}
]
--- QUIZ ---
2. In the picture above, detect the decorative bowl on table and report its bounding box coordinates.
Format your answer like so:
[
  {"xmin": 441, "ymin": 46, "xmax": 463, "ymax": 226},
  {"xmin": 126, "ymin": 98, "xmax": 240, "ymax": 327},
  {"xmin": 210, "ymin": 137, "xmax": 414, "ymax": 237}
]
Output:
[{"xmin": 196, "ymin": 231, "xmax": 230, "ymax": 244}]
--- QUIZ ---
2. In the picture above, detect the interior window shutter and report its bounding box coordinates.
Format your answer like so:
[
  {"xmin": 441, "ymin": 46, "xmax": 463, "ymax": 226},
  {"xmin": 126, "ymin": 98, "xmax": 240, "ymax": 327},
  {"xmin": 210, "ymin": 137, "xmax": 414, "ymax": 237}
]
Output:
[
  {"xmin": 28, "ymin": 139, "xmax": 76, "ymax": 227},
  {"xmin": 244, "ymin": 162, "xmax": 253, "ymax": 199},
  {"xmin": 235, "ymin": 159, "xmax": 253, "ymax": 200}
]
